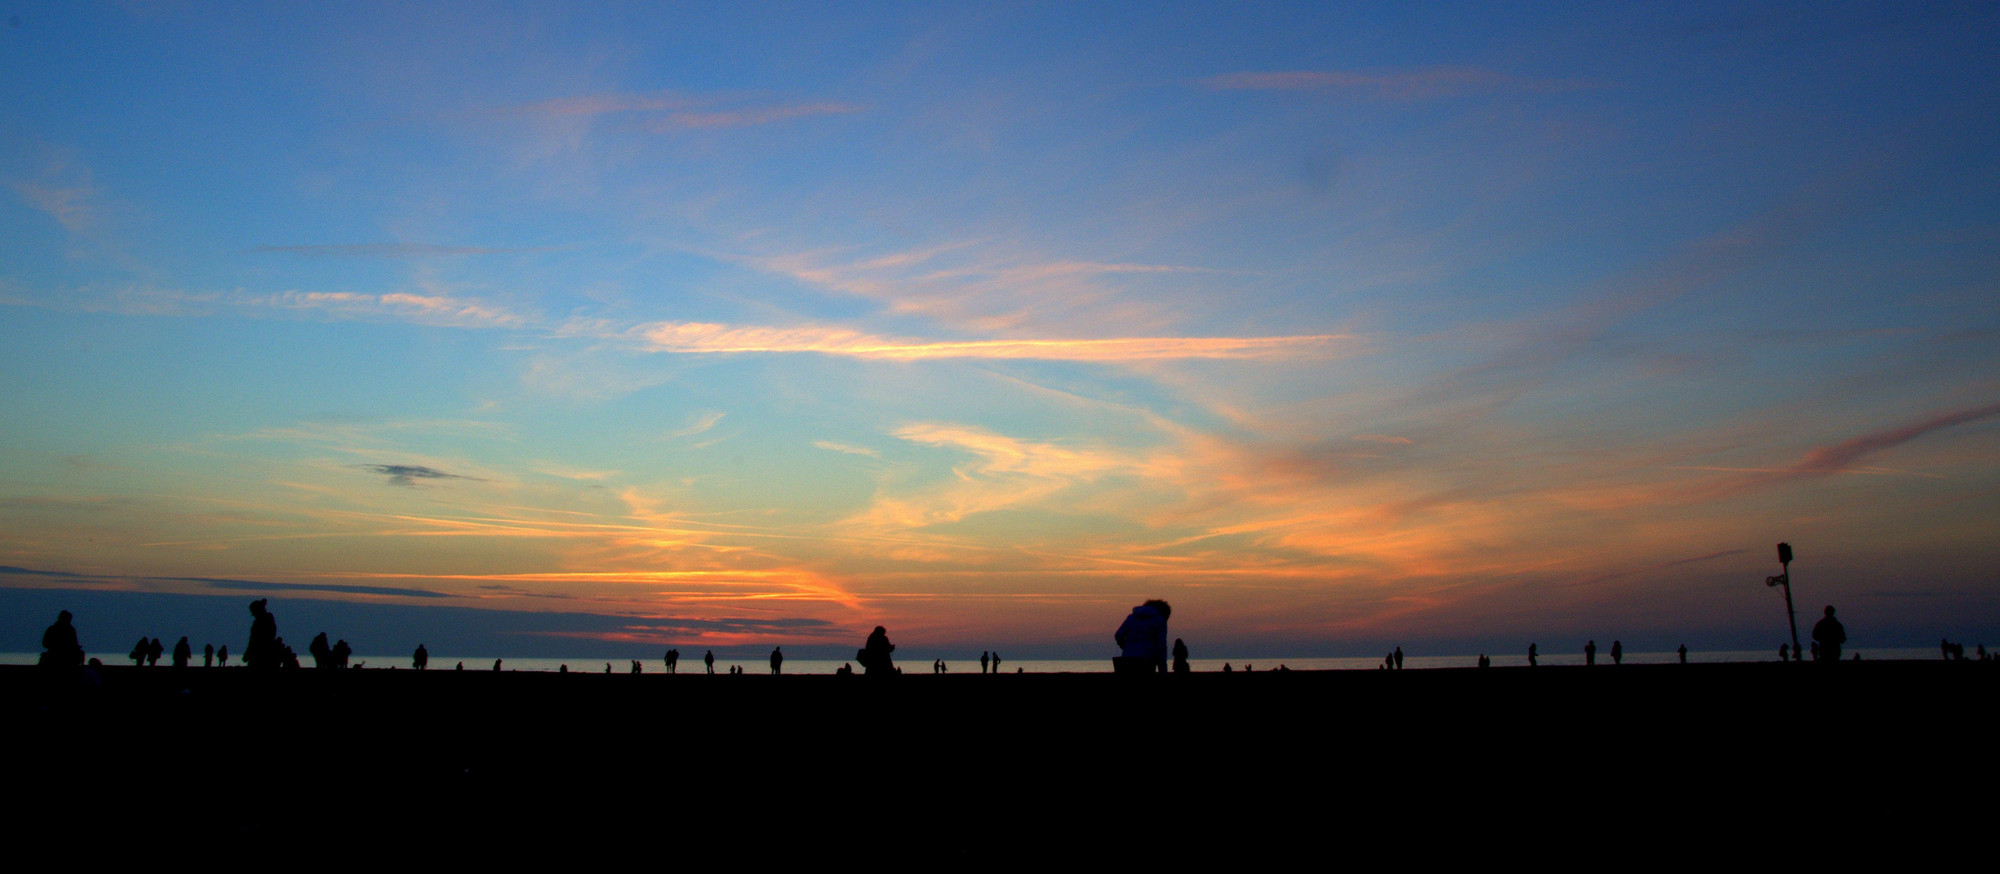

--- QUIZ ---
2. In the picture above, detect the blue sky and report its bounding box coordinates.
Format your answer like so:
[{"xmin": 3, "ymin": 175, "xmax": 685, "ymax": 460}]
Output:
[{"xmin": 3, "ymin": 2, "xmax": 1996, "ymax": 659}]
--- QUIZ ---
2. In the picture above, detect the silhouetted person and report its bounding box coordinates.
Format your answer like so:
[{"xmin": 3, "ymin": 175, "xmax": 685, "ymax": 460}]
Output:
[
  {"xmin": 148, "ymin": 638, "xmax": 164, "ymax": 667},
  {"xmin": 1394, "ymin": 647, "xmax": 1404, "ymax": 670},
  {"xmin": 1172, "ymin": 638, "xmax": 1190, "ymax": 674},
  {"xmin": 704, "ymin": 650, "xmax": 715, "ymax": 674},
  {"xmin": 981, "ymin": 651, "xmax": 990, "ymax": 674},
  {"xmin": 559, "ymin": 664, "xmax": 568, "ymax": 674},
  {"xmin": 1528, "ymin": 643, "xmax": 1538, "ymax": 667},
  {"xmin": 39, "ymin": 611, "xmax": 83, "ymax": 668},
  {"xmin": 631, "ymin": 660, "xmax": 642, "ymax": 674},
  {"xmin": 129, "ymin": 636, "xmax": 148, "ymax": 667},
  {"xmin": 493, "ymin": 658, "xmax": 503, "ymax": 671},
  {"xmin": 858, "ymin": 626, "xmax": 896, "ymax": 677},
  {"xmin": 1940, "ymin": 638, "xmax": 1951, "ymax": 660},
  {"xmin": 1610, "ymin": 641, "xmax": 1623, "ymax": 665},
  {"xmin": 1585, "ymin": 640, "xmax": 1597, "ymax": 666},
  {"xmin": 309, "ymin": 633, "xmax": 332, "ymax": 669},
  {"xmin": 770, "ymin": 647, "xmax": 783, "ymax": 675},
  {"xmin": 1113, "ymin": 600, "xmax": 1171, "ymax": 674},
  {"xmin": 1678, "ymin": 644, "xmax": 1688, "ymax": 664},
  {"xmin": 605, "ymin": 663, "xmax": 612, "ymax": 674},
  {"xmin": 1222, "ymin": 663, "xmax": 1232, "ymax": 673},
  {"xmin": 992, "ymin": 653, "xmax": 1001, "ymax": 672},
  {"xmin": 665, "ymin": 649, "xmax": 679, "ymax": 673},
  {"xmin": 217, "ymin": 644, "xmax": 228, "ymax": 667},
  {"xmin": 456, "ymin": 662, "xmax": 464, "ymax": 671},
  {"xmin": 332, "ymin": 639, "xmax": 352, "ymax": 669},
  {"xmin": 172, "ymin": 637, "xmax": 191, "ymax": 669},
  {"xmin": 245, "ymin": 599, "xmax": 279, "ymax": 670},
  {"xmin": 203, "ymin": 643, "xmax": 214, "ymax": 668},
  {"xmin": 414, "ymin": 644, "xmax": 429, "ymax": 671},
  {"xmin": 1812, "ymin": 606, "xmax": 1845, "ymax": 663},
  {"xmin": 1780, "ymin": 643, "xmax": 1790, "ymax": 662}
]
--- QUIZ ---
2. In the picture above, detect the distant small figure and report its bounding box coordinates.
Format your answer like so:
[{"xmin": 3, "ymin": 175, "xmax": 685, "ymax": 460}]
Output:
[
  {"xmin": 1172, "ymin": 638, "xmax": 1190, "ymax": 674},
  {"xmin": 309, "ymin": 632, "xmax": 332, "ymax": 669},
  {"xmin": 1585, "ymin": 640, "xmax": 1597, "ymax": 666},
  {"xmin": 1780, "ymin": 643, "xmax": 1790, "ymax": 662},
  {"xmin": 932, "ymin": 658, "xmax": 942, "ymax": 674},
  {"xmin": 980, "ymin": 651, "xmax": 991, "ymax": 674},
  {"xmin": 631, "ymin": 660, "xmax": 642, "ymax": 674},
  {"xmin": 1677, "ymin": 644, "xmax": 1687, "ymax": 664},
  {"xmin": 1113, "ymin": 599, "xmax": 1171, "ymax": 675},
  {"xmin": 837, "ymin": 662, "xmax": 853, "ymax": 675},
  {"xmin": 414, "ymin": 644, "xmax": 429, "ymax": 671},
  {"xmin": 1940, "ymin": 638, "xmax": 1951, "ymax": 661},
  {"xmin": 172, "ymin": 637, "xmax": 191, "ymax": 669},
  {"xmin": 129, "ymin": 637, "xmax": 148, "ymax": 667},
  {"xmin": 217, "ymin": 644, "xmax": 229, "ymax": 667},
  {"xmin": 1393, "ymin": 647, "xmax": 1403, "ymax": 670},
  {"xmin": 705, "ymin": 650, "xmax": 716, "ymax": 675},
  {"xmin": 770, "ymin": 647, "xmax": 784, "ymax": 675},
  {"xmin": 1812, "ymin": 606, "xmax": 1845, "ymax": 663},
  {"xmin": 1384, "ymin": 652, "xmax": 1394, "ymax": 670},
  {"xmin": 332, "ymin": 639, "xmax": 352, "ymax": 669},
  {"xmin": 1528, "ymin": 643, "xmax": 1538, "ymax": 667},
  {"xmin": 559, "ymin": 664, "xmax": 568, "ymax": 674},
  {"xmin": 1222, "ymin": 663, "xmax": 1232, "ymax": 673},
  {"xmin": 858, "ymin": 626, "xmax": 896, "ymax": 677},
  {"xmin": 456, "ymin": 661, "xmax": 465, "ymax": 671},
  {"xmin": 493, "ymin": 658, "xmax": 503, "ymax": 671},
  {"xmin": 39, "ymin": 610, "xmax": 83, "ymax": 669},
  {"xmin": 1610, "ymin": 640, "xmax": 1623, "ymax": 666},
  {"xmin": 203, "ymin": 642, "xmax": 215, "ymax": 668},
  {"xmin": 149, "ymin": 638, "xmax": 164, "ymax": 667},
  {"xmin": 665, "ymin": 649, "xmax": 679, "ymax": 674},
  {"xmin": 992, "ymin": 653, "xmax": 1001, "ymax": 673},
  {"xmin": 1477, "ymin": 654, "xmax": 1489, "ymax": 668}
]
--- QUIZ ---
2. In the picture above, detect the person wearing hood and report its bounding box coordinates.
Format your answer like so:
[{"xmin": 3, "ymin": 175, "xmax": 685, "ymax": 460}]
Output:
[{"xmin": 1114, "ymin": 600, "xmax": 1172, "ymax": 674}]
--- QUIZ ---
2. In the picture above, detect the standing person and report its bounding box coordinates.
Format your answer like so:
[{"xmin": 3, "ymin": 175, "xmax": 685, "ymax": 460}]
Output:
[
  {"xmin": 1611, "ymin": 641, "xmax": 1623, "ymax": 665},
  {"xmin": 203, "ymin": 643, "xmax": 214, "ymax": 668},
  {"xmin": 1677, "ymin": 644, "xmax": 1688, "ymax": 664},
  {"xmin": 1172, "ymin": 638, "xmax": 1190, "ymax": 674},
  {"xmin": 1393, "ymin": 647, "xmax": 1404, "ymax": 670},
  {"xmin": 413, "ymin": 644, "xmax": 429, "ymax": 670},
  {"xmin": 147, "ymin": 638, "xmax": 164, "ymax": 667},
  {"xmin": 858, "ymin": 626, "xmax": 896, "ymax": 676},
  {"xmin": 172, "ymin": 637, "xmax": 192, "ymax": 669},
  {"xmin": 245, "ymin": 600, "xmax": 278, "ymax": 670},
  {"xmin": 770, "ymin": 647, "xmax": 783, "ymax": 675},
  {"xmin": 1813, "ymin": 606, "xmax": 1846, "ymax": 663},
  {"xmin": 1113, "ymin": 600, "xmax": 1171, "ymax": 674},
  {"xmin": 1528, "ymin": 643, "xmax": 1538, "ymax": 667},
  {"xmin": 40, "ymin": 611, "xmax": 83, "ymax": 668},
  {"xmin": 1585, "ymin": 640, "xmax": 1597, "ymax": 666},
  {"xmin": 704, "ymin": 650, "xmax": 715, "ymax": 675},
  {"xmin": 980, "ymin": 651, "xmax": 990, "ymax": 674},
  {"xmin": 217, "ymin": 644, "xmax": 229, "ymax": 667},
  {"xmin": 991, "ymin": 653, "xmax": 1001, "ymax": 673}
]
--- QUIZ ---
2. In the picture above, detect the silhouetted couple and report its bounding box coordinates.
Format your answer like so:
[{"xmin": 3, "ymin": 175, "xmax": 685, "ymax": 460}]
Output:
[{"xmin": 1114, "ymin": 600, "xmax": 1170, "ymax": 675}]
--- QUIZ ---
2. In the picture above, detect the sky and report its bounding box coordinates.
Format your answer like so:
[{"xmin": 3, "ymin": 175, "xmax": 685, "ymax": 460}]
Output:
[{"xmin": 3, "ymin": 1, "xmax": 1997, "ymax": 661}]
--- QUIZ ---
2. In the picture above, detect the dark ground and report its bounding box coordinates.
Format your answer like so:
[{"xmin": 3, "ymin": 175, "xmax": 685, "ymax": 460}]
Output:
[{"xmin": 6, "ymin": 660, "xmax": 1990, "ymax": 860}]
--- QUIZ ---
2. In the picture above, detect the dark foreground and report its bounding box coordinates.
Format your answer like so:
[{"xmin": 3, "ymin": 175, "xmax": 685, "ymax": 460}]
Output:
[{"xmin": 8, "ymin": 660, "xmax": 1991, "ymax": 859}]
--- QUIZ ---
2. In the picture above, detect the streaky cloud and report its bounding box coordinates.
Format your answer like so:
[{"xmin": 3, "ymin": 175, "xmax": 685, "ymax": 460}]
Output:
[
  {"xmin": 646, "ymin": 102, "xmax": 864, "ymax": 131},
  {"xmin": 248, "ymin": 244, "xmax": 535, "ymax": 258},
  {"xmin": 359, "ymin": 464, "xmax": 481, "ymax": 488},
  {"xmin": 1705, "ymin": 401, "xmax": 2000, "ymax": 498},
  {"xmin": 637, "ymin": 320, "xmax": 1349, "ymax": 361},
  {"xmin": 171, "ymin": 577, "xmax": 452, "ymax": 599},
  {"xmin": 1200, "ymin": 66, "xmax": 1606, "ymax": 99}
]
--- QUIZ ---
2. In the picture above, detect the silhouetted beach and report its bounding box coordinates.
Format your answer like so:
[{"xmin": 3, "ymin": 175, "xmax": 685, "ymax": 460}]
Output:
[{"xmin": 12, "ymin": 659, "xmax": 1986, "ymax": 855}]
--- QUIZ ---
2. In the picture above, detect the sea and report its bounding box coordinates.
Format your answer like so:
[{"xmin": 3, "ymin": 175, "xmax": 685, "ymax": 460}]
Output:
[{"xmin": 0, "ymin": 648, "xmax": 1949, "ymax": 672}]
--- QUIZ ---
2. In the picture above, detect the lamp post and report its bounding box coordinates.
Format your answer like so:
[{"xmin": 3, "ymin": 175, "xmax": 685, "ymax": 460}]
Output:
[{"xmin": 1766, "ymin": 542, "xmax": 1800, "ymax": 660}]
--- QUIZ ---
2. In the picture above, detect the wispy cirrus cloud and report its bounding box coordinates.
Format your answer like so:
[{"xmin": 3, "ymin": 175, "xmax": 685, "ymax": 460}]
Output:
[
  {"xmin": 487, "ymin": 89, "xmax": 862, "ymax": 130},
  {"xmin": 636, "ymin": 320, "xmax": 1347, "ymax": 361},
  {"xmin": 248, "ymin": 243, "xmax": 539, "ymax": 258},
  {"xmin": 646, "ymin": 102, "xmax": 864, "ymax": 131},
  {"xmin": 1700, "ymin": 401, "xmax": 2000, "ymax": 497},
  {"xmin": 255, "ymin": 290, "xmax": 529, "ymax": 329},
  {"xmin": 1200, "ymin": 66, "xmax": 1605, "ymax": 99},
  {"xmin": 359, "ymin": 464, "xmax": 482, "ymax": 488}
]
